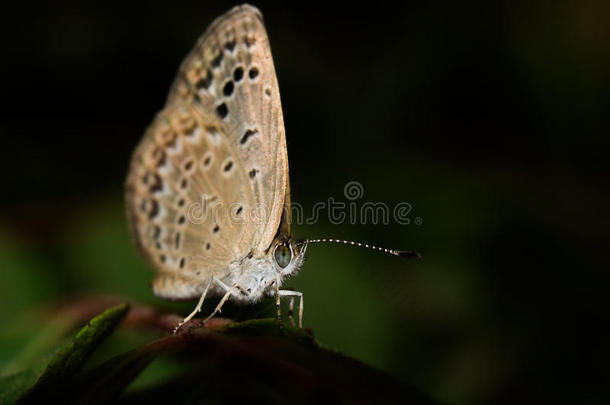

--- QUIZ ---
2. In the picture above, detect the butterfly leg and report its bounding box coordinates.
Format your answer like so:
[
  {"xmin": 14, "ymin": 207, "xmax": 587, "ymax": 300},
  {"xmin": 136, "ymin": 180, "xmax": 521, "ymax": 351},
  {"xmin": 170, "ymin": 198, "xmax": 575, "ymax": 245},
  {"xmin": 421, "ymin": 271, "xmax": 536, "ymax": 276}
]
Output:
[
  {"xmin": 274, "ymin": 276, "xmax": 283, "ymax": 329},
  {"xmin": 287, "ymin": 296, "xmax": 296, "ymax": 327},
  {"xmin": 279, "ymin": 290, "xmax": 304, "ymax": 328},
  {"xmin": 173, "ymin": 277, "xmax": 215, "ymax": 334},
  {"xmin": 203, "ymin": 281, "xmax": 237, "ymax": 323}
]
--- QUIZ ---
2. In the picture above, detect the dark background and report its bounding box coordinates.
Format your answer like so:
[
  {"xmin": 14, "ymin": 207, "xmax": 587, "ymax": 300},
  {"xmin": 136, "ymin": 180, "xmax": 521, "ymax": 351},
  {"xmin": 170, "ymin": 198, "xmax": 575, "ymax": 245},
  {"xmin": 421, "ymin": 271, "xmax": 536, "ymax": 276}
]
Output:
[{"xmin": 1, "ymin": 1, "xmax": 608, "ymax": 404}]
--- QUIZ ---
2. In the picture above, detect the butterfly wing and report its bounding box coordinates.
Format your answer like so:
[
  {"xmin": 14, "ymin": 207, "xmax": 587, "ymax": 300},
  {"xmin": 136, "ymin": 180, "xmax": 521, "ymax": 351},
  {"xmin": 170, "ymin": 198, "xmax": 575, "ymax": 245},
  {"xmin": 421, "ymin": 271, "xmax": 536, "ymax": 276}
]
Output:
[
  {"xmin": 126, "ymin": 105, "xmax": 257, "ymax": 299},
  {"xmin": 125, "ymin": 5, "xmax": 289, "ymax": 299},
  {"xmin": 168, "ymin": 4, "xmax": 289, "ymax": 255}
]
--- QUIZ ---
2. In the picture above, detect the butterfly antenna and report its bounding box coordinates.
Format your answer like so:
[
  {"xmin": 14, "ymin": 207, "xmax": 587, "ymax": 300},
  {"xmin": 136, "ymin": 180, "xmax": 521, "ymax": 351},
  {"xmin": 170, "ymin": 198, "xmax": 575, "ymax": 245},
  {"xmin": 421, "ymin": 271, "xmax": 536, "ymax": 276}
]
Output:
[{"xmin": 303, "ymin": 238, "xmax": 421, "ymax": 259}]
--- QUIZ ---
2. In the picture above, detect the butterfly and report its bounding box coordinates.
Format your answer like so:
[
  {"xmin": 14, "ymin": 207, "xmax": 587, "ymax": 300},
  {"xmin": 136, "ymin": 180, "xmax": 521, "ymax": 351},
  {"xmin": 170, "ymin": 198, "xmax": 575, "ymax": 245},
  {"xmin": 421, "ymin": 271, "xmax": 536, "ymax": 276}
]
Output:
[
  {"xmin": 126, "ymin": 4, "xmax": 418, "ymax": 333},
  {"xmin": 126, "ymin": 5, "xmax": 305, "ymax": 331}
]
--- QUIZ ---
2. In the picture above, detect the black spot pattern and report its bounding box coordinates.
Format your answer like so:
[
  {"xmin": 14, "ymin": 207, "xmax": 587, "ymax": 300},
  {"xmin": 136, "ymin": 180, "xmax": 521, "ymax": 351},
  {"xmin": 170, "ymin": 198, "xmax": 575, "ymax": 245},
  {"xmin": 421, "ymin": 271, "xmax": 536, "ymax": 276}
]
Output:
[
  {"xmin": 151, "ymin": 147, "xmax": 166, "ymax": 168},
  {"xmin": 216, "ymin": 103, "xmax": 228, "ymax": 119},
  {"xmin": 233, "ymin": 66, "xmax": 244, "ymax": 82},
  {"xmin": 240, "ymin": 129, "xmax": 258, "ymax": 145},
  {"xmin": 224, "ymin": 40, "xmax": 236, "ymax": 52},
  {"xmin": 223, "ymin": 81, "xmax": 234, "ymax": 97},
  {"xmin": 196, "ymin": 70, "xmax": 213, "ymax": 90},
  {"xmin": 142, "ymin": 172, "xmax": 163, "ymax": 194},
  {"xmin": 149, "ymin": 174, "xmax": 163, "ymax": 194},
  {"xmin": 211, "ymin": 52, "xmax": 223, "ymax": 68},
  {"xmin": 148, "ymin": 200, "xmax": 159, "ymax": 220}
]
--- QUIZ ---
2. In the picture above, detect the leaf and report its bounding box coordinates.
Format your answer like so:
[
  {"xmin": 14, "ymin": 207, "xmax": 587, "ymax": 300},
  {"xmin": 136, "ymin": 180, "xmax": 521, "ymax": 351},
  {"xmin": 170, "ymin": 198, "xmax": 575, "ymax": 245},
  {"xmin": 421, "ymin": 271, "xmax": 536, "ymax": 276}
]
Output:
[
  {"xmin": 17, "ymin": 303, "xmax": 130, "ymax": 404},
  {"xmin": 223, "ymin": 318, "xmax": 316, "ymax": 344},
  {"xmin": 117, "ymin": 318, "xmax": 438, "ymax": 405},
  {"xmin": 4, "ymin": 298, "xmax": 437, "ymax": 404},
  {"xmin": 69, "ymin": 347, "xmax": 157, "ymax": 402}
]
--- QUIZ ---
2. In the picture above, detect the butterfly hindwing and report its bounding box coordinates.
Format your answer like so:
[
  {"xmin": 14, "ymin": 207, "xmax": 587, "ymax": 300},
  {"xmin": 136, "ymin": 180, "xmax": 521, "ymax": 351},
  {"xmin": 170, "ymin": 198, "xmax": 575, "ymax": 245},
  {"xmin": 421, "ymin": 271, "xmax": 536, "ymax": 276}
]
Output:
[{"xmin": 126, "ymin": 105, "xmax": 256, "ymax": 299}]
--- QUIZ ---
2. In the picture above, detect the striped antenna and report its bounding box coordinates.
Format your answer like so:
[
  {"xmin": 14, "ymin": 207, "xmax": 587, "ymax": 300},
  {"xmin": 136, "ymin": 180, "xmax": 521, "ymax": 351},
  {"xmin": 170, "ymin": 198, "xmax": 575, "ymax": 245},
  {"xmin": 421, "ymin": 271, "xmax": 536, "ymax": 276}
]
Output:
[{"xmin": 304, "ymin": 238, "xmax": 421, "ymax": 259}]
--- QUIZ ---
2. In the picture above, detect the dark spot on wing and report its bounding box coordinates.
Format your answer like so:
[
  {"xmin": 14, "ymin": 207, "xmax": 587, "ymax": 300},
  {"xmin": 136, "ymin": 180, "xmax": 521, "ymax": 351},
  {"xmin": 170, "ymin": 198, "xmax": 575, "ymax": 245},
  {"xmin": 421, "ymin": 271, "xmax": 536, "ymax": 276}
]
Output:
[
  {"xmin": 233, "ymin": 66, "xmax": 244, "ymax": 82},
  {"xmin": 240, "ymin": 129, "xmax": 258, "ymax": 145},
  {"xmin": 196, "ymin": 69, "xmax": 213, "ymax": 90},
  {"xmin": 216, "ymin": 103, "xmax": 228, "ymax": 119}
]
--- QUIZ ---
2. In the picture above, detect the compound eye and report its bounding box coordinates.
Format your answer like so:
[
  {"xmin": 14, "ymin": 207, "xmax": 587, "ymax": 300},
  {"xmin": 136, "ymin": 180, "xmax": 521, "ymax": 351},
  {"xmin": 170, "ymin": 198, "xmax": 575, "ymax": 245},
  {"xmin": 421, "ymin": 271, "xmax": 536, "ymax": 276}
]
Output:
[{"xmin": 274, "ymin": 244, "xmax": 292, "ymax": 268}]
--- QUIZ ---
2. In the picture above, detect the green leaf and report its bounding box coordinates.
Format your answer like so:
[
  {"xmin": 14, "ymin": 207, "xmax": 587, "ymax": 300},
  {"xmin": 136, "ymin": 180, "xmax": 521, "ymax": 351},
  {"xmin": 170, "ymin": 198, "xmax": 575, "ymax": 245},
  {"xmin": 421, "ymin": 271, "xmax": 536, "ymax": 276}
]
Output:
[
  {"xmin": 223, "ymin": 318, "xmax": 316, "ymax": 344},
  {"xmin": 69, "ymin": 347, "xmax": 157, "ymax": 402},
  {"xmin": 17, "ymin": 303, "xmax": 130, "ymax": 404}
]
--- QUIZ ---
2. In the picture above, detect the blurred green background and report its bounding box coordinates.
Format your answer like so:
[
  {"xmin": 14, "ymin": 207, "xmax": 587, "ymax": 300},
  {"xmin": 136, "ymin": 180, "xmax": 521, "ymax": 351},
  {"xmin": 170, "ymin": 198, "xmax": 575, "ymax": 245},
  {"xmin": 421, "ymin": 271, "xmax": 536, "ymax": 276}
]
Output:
[{"xmin": 1, "ymin": 1, "xmax": 608, "ymax": 404}]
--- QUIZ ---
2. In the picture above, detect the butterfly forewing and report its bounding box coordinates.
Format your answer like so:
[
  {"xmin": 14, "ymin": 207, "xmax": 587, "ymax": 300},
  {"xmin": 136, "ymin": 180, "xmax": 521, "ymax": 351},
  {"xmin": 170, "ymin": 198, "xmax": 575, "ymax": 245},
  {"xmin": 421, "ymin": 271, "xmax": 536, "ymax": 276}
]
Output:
[
  {"xmin": 126, "ymin": 5, "xmax": 289, "ymax": 299},
  {"xmin": 168, "ymin": 4, "xmax": 288, "ymax": 255}
]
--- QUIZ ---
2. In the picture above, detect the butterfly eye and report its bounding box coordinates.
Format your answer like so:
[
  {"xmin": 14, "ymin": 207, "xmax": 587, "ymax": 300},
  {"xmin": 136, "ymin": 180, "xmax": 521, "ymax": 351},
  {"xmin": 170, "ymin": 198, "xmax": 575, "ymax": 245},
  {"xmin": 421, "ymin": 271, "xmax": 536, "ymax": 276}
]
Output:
[{"xmin": 274, "ymin": 245, "xmax": 292, "ymax": 268}]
